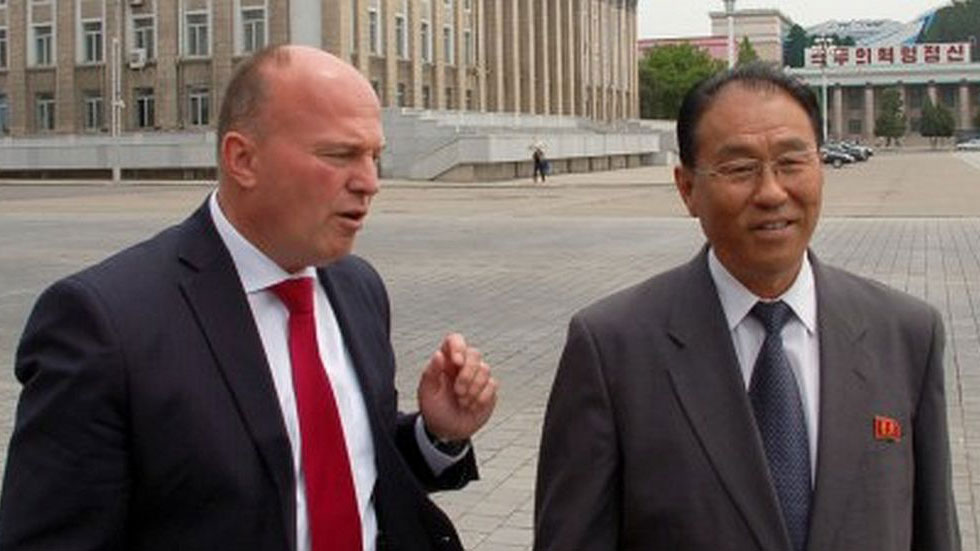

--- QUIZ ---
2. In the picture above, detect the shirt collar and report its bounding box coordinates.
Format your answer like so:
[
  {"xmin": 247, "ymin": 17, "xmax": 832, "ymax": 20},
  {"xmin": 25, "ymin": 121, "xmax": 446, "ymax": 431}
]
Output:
[
  {"xmin": 707, "ymin": 247, "xmax": 817, "ymax": 334},
  {"xmin": 209, "ymin": 191, "xmax": 317, "ymax": 294}
]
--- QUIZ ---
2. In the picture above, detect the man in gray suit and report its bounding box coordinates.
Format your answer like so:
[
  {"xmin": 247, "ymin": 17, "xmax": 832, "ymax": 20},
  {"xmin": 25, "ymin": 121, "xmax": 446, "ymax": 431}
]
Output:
[{"xmin": 534, "ymin": 64, "xmax": 960, "ymax": 551}]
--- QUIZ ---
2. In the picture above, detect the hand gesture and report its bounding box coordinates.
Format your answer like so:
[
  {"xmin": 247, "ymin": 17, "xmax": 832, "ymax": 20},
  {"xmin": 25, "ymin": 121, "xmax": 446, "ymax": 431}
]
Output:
[{"xmin": 417, "ymin": 333, "xmax": 497, "ymax": 441}]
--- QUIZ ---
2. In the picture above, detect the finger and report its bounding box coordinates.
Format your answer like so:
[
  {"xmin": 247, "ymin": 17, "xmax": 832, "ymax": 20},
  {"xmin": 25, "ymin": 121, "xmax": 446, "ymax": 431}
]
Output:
[
  {"xmin": 453, "ymin": 347, "xmax": 483, "ymax": 402},
  {"xmin": 441, "ymin": 333, "xmax": 468, "ymax": 366},
  {"xmin": 472, "ymin": 376, "xmax": 498, "ymax": 413},
  {"xmin": 419, "ymin": 350, "xmax": 447, "ymax": 393},
  {"xmin": 463, "ymin": 361, "xmax": 491, "ymax": 405}
]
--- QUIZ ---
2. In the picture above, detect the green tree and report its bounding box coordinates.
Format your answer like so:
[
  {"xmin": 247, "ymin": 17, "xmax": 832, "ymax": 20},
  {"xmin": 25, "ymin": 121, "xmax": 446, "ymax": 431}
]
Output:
[
  {"xmin": 874, "ymin": 88, "xmax": 906, "ymax": 147},
  {"xmin": 639, "ymin": 44, "xmax": 726, "ymax": 119},
  {"xmin": 920, "ymin": 98, "xmax": 957, "ymax": 147},
  {"xmin": 737, "ymin": 37, "xmax": 759, "ymax": 66},
  {"xmin": 918, "ymin": 0, "xmax": 980, "ymax": 60},
  {"xmin": 975, "ymin": 110, "xmax": 980, "ymax": 129},
  {"xmin": 783, "ymin": 24, "xmax": 809, "ymax": 68}
]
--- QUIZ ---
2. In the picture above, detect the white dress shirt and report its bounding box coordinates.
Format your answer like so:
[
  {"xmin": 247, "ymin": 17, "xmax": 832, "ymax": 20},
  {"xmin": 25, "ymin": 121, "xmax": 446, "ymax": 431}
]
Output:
[
  {"xmin": 707, "ymin": 249, "xmax": 820, "ymax": 479},
  {"xmin": 209, "ymin": 192, "xmax": 461, "ymax": 551}
]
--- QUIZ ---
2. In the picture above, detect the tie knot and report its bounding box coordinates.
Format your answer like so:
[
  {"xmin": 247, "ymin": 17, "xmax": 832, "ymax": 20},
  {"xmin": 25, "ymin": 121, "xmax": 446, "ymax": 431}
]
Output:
[
  {"xmin": 270, "ymin": 277, "xmax": 315, "ymax": 315},
  {"xmin": 750, "ymin": 300, "xmax": 793, "ymax": 335}
]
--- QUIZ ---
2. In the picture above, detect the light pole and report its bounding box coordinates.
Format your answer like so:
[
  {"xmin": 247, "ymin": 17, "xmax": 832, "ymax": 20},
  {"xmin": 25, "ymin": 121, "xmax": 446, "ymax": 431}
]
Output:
[
  {"xmin": 815, "ymin": 35, "xmax": 832, "ymax": 142},
  {"xmin": 110, "ymin": 0, "xmax": 124, "ymax": 184},
  {"xmin": 724, "ymin": 0, "xmax": 736, "ymax": 69}
]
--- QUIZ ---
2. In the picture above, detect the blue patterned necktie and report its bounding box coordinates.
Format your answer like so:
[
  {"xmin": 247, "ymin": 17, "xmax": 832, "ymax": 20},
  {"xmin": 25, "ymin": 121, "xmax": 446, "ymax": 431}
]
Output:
[{"xmin": 749, "ymin": 300, "xmax": 811, "ymax": 551}]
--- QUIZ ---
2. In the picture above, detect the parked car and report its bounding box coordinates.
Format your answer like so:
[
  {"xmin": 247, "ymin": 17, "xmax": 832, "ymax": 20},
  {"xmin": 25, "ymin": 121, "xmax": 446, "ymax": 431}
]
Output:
[
  {"xmin": 820, "ymin": 145, "xmax": 855, "ymax": 168},
  {"xmin": 843, "ymin": 140, "xmax": 874, "ymax": 158},
  {"xmin": 955, "ymin": 138, "xmax": 980, "ymax": 151},
  {"xmin": 829, "ymin": 141, "xmax": 869, "ymax": 161}
]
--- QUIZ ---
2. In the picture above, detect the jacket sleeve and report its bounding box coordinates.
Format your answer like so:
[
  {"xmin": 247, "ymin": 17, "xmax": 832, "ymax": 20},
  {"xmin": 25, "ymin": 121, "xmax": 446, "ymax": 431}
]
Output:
[
  {"xmin": 911, "ymin": 308, "xmax": 961, "ymax": 550},
  {"xmin": 534, "ymin": 315, "xmax": 621, "ymax": 551},
  {"xmin": 0, "ymin": 277, "xmax": 130, "ymax": 550}
]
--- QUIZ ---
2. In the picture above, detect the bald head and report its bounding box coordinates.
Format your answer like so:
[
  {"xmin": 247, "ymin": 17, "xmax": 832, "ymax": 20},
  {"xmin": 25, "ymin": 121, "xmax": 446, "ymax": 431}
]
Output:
[{"xmin": 216, "ymin": 45, "xmax": 379, "ymax": 173}]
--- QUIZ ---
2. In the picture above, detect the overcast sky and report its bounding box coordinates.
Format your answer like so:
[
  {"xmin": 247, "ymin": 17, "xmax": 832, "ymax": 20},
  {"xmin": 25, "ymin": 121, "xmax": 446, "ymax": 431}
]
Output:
[{"xmin": 637, "ymin": 0, "xmax": 951, "ymax": 38}]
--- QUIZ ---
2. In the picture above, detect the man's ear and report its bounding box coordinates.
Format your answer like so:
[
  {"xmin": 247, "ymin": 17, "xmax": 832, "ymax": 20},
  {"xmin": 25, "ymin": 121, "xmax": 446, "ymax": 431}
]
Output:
[
  {"xmin": 221, "ymin": 131, "xmax": 259, "ymax": 189},
  {"xmin": 674, "ymin": 165, "xmax": 698, "ymax": 218}
]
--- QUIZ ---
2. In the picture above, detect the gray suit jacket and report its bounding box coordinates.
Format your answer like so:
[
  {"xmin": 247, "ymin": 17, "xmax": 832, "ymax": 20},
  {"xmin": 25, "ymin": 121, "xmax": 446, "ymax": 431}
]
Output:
[{"xmin": 535, "ymin": 248, "xmax": 959, "ymax": 551}]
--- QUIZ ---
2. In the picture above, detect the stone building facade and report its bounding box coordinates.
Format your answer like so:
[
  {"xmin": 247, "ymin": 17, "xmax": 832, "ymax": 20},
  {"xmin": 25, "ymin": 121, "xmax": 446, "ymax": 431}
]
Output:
[{"xmin": 0, "ymin": 0, "xmax": 639, "ymax": 137}]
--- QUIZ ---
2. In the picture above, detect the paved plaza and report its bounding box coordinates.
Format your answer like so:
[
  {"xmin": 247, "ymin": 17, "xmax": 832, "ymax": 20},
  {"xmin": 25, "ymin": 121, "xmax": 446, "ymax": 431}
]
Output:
[{"xmin": 1, "ymin": 150, "xmax": 979, "ymax": 550}]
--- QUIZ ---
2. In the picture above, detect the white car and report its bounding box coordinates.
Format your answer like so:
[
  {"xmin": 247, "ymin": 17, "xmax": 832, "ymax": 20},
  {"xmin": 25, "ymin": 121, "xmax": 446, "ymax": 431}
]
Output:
[{"xmin": 955, "ymin": 138, "xmax": 980, "ymax": 151}]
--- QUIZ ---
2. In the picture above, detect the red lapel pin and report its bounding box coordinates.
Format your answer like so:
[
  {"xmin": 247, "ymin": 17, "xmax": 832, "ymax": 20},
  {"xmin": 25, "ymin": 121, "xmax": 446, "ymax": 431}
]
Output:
[{"xmin": 874, "ymin": 415, "xmax": 902, "ymax": 442}]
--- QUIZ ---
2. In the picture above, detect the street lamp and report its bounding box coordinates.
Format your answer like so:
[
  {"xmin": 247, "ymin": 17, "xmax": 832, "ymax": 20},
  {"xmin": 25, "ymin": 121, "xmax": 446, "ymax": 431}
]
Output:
[
  {"xmin": 724, "ymin": 0, "xmax": 736, "ymax": 69},
  {"xmin": 814, "ymin": 35, "xmax": 832, "ymax": 142}
]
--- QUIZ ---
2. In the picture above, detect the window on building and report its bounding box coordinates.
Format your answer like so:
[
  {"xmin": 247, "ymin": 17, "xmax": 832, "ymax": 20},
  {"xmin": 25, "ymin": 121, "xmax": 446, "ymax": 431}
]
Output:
[
  {"xmin": 188, "ymin": 87, "xmax": 210, "ymax": 126},
  {"xmin": 466, "ymin": 89, "xmax": 473, "ymax": 110},
  {"xmin": 847, "ymin": 119, "xmax": 862, "ymax": 135},
  {"xmin": 186, "ymin": 12, "xmax": 209, "ymax": 57},
  {"xmin": 421, "ymin": 21, "xmax": 431, "ymax": 63},
  {"xmin": 846, "ymin": 88, "xmax": 864, "ymax": 110},
  {"xmin": 395, "ymin": 15, "xmax": 407, "ymax": 58},
  {"xmin": 443, "ymin": 26, "xmax": 454, "ymax": 65},
  {"xmin": 133, "ymin": 16, "xmax": 155, "ymax": 59},
  {"xmin": 445, "ymin": 87, "xmax": 454, "ymax": 109},
  {"xmin": 242, "ymin": 8, "xmax": 266, "ymax": 53},
  {"xmin": 463, "ymin": 29, "xmax": 472, "ymax": 66},
  {"xmin": 0, "ymin": 28, "xmax": 7, "ymax": 69},
  {"xmin": 36, "ymin": 93, "xmax": 55, "ymax": 131},
  {"xmin": 444, "ymin": 0, "xmax": 454, "ymax": 26},
  {"xmin": 83, "ymin": 20, "xmax": 104, "ymax": 63},
  {"xmin": 135, "ymin": 88, "xmax": 155, "ymax": 128},
  {"xmin": 84, "ymin": 93, "xmax": 103, "ymax": 131},
  {"xmin": 369, "ymin": 9, "xmax": 380, "ymax": 54},
  {"xmin": 422, "ymin": 85, "xmax": 431, "ymax": 109},
  {"xmin": 397, "ymin": 83, "xmax": 406, "ymax": 107},
  {"xmin": 0, "ymin": 94, "xmax": 8, "ymax": 134},
  {"xmin": 34, "ymin": 25, "xmax": 53, "ymax": 66}
]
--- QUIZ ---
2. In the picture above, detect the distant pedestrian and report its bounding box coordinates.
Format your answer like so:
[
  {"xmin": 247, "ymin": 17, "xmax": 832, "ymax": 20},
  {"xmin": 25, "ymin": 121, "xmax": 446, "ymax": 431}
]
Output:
[{"xmin": 532, "ymin": 144, "xmax": 548, "ymax": 183}]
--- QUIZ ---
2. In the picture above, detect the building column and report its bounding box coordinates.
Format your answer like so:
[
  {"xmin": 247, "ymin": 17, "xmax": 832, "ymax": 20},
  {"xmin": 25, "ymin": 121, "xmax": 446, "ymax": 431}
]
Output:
[
  {"xmin": 832, "ymin": 85, "xmax": 844, "ymax": 141},
  {"xmin": 484, "ymin": 0, "xmax": 503, "ymax": 112},
  {"xmin": 864, "ymin": 84, "xmax": 875, "ymax": 141},
  {"xmin": 927, "ymin": 82, "xmax": 938, "ymax": 106},
  {"xmin": 383, "ymin": 0, "xmax": 397, "ymax": 108},
  {"xmin": 156, "ymin": 2, "xmax": 178, "ymax": 130},
  {"xmin": 564, "ymin": 0, "xmax": 576, "ymax": 116},
  {"xmin": 355, "ymin": 0, "xmax": 369, "ymax": 74},
  {"xmin": 454, "ymin": 0, "xmax": 465, "ymax": 110},
  {"xmin": 547, "ymin": 0, "xmax": 563, "ymax": 115},
  {"xmin": 476, "ymin": 0, "xmax": 487, "ymax": 111},
  {"xmin": 8, "ymin": 0, "xmax": 26, "ymax": 135},
  {"xmin": 959, "ymin": 81, "xmax": 971, "ymax": 130},
  {"xmin": 212, "ymin": 0, "xmax": 235, "ymax": 126},
  {"xmin": 433, "ymin": 0, "xmax": 445, "ymax": 109},
  {"xmin": 502, "ymin": 0, "xmax": 520, "ymax": 112},
  {"xmin": 409, "ymin": 0, "xmax": 422, "ymax": 108},
  {"xmin": 534, "ymin": 0, "xmax": 550, "ymax": 114},
  {"xmin": 520, "ymin": 0, "xmax": 535, "ymax": 113},
  {"xmin": 55, "ymin": 0, "xmax": 76, "ymax": 133}
]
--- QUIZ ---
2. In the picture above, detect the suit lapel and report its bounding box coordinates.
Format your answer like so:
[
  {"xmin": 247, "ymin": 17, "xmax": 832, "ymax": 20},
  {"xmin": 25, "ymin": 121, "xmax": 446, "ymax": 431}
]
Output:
[
  {"xmin": 665, "ymin": 250, "xmax": 791, "ymax": 551},
  {"xmin": 806, "ymin": 259, "xmax": 873, "ymax": 551},
  {"xmin": 176, "ymin": 203, "xmax": 297, "ymax": 551},
  {"xmin": 317, "ymin": 263, "xmax": 389, "ymax": 430}
]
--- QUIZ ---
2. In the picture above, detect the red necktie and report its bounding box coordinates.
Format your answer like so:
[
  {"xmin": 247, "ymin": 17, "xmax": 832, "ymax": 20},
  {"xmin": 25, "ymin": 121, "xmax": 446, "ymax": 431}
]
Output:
[{"xmin": 270, "ymin": 278, "xmax": 362, "ymax": 551}]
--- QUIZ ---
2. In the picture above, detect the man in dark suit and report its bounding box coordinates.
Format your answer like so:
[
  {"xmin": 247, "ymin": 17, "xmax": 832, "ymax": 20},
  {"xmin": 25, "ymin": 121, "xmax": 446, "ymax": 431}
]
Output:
[
  {"xmin": 0, "ymin": 45, "xmax": 497, "ymax": 551},
  {"xmin": 535, "ymin": 64, "xmax": 960, "ymax": 551}
]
